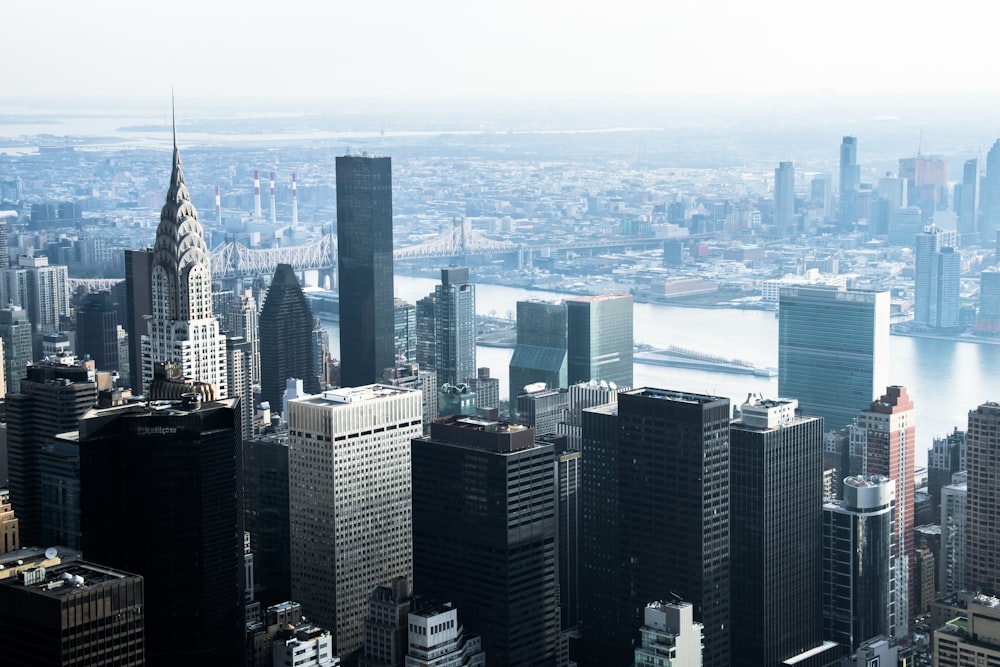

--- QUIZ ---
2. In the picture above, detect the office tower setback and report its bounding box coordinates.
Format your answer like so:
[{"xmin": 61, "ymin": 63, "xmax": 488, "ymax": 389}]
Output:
[
  {"xmin": 509, "ymin": 299, "xmax": 567, "ymax": 407},
  {"xmin": 6, "ymin": 358, "xmax": 97, "ymax": 547},
  {"xmin": 0, "ymin": 559, "xmax": 145, "ymax": 666},
  {"xmin": 405, "ymin": 601, "xmax": 485, "ymax": 667},
  {"xmin": 0, "ymin": 306, "xmax": 32, "ymax": 394},
  {"xmin": 381, "ymin": 362, "xmax": 438, "ymax": 429},
  {"xmin": 965, "ymin": 402, "xmax": 1000, "ymax": 595},
  {"xmin": 956, "ymin": 158, "xmax": 979, "ymax": 242},
  {"xmin": 429, "ymin": 267, "xmax": 476, "ymax": 389},
  {"xmin": 775, "ymin": 161, "xmax": 795, "ymax": 235},
  {"xmin": 633, "ymin": 601, "xmax": 703, "ymax": 667},
  {"xmin": 566, "ymin": 294, "xmax": 633, "ymax": 388},
  {"xmin": 730, "ymin": 398, "xmax": 828, "ymax": 666},
  {"xmin": 75, "ymin": 290, "xmax": 121, "ymax": 373},
  {"xmin": 80, "ymin": 395, "xmax": 245, "ymax": 666},
  {"xmin": 840, "ymin": 136, "xmax": 860, "ymax": 229},
  {"xmin": 982, "ymin": 140, "xmax": 1000, "ymax": 243},
  {"xmin": 854, "ymin": 386, "xmax": 916, "ymax": 630},
  {"xmin": 823, "ymin": 475, "xmax": 896, "ymax": 651},
  {"xmin": 141, "ymin": 128, "xmax": 227, "ymax": 397},
  {"xmin": 288, "ymin": 385, "xmax": 420, "ymax": 663},
  {"xmin": 337, "ymin": 155, "xmax": 395, "ymax": 387},
  {"xmin": 778, "ymin": 285, "xmax": 890, "ymax": 431},
  {"xmin": 260, "ymin": 264, "xmax": 320, "ymax": 412},
  {"xmin": 915, "ymin": 227, "xmax": 960, "ymax": 328},
  {"xmin": 411, "ymin": 416, "xmax": 560, "ymax": 667},
  {"xmin": 123, "ymin": 248, "xmax": 153, "ymax": 389},
  {"xmin": 581, "ymin": 389, "xmax": 730, "ymax": 667}
]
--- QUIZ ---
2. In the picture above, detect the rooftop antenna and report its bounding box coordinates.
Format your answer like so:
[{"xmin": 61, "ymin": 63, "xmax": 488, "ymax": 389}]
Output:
[
  {"xmin": 171, "ymin": 87, "xmax": 177, "ymax": 150},
  {"xmin": 916, "ymin": 130, "xmax": 922, "ymax": 157}
]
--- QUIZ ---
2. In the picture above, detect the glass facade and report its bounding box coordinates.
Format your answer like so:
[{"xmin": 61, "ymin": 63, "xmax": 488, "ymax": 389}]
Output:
[{"xmin": 566, "ymin": 295, "xmax": 633, "ymax": 388}]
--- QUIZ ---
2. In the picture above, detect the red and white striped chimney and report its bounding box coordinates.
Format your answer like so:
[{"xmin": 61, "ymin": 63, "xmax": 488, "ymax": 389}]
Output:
[
  {"xmin": 253, "ymin": 171, "xmax": 262, "ymax": 222},
  {"xmin": 291, "ymin": 173, "xmax": 299, "ymax": 227},
  {"xmin": 269, "ymin": 171, "xmax": 276, "ymax": 225}
]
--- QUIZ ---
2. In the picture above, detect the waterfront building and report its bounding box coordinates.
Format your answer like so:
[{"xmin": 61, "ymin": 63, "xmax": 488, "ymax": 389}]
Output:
[
  {"xmin": 775, "ymin": 161, "xmax": 795, "ymax": 235},
  {"xmin": 982, "ymin": 139, "xmax": 1000, "ymax": 243},
  {"xmin": 839, "ymin": 136, "xmax": 860, "ymax": 229},
  {"xmin": 509, "ymin": 299, "xmax": 567, "ymax": 411},
  {"xmin": 6, "ymin": 358, "xmax": 97, "ymax": 547},
  {"xmin": 80, "ymin": 394, "xmax": 245, "ymax": 666},
  {"xmin": 431, "ymin": 267, "xmax": 476, "ymax": 389},
  {"xmin": 965, "ymin": 402, "xmax": 1000, "ymax": 595},
  {"xmin": 580, "ymin": 388, "xmax": 731, "ymax": 667},
  {"xmin": 915, "ymin": 226, "xmax": 960, "ymax": 328},
  {"xmin": 976, "ymin": 268, "xmax": 1000, "ymax": 333},
  {"xmin": 337, "ymin": 155, "xmax": 395, "ymax": 387},
  {"xmin": 259, "ymin": 263, "xmax": 320, "ymax": 412},
  {"xmin": 823, "ymin": 475, "xmax": 896, "ymax": 651},
  {"xmin": 566, "ymin": 294, "xmax": 633, "ymax": 388},
  {"xmin": 0, "ymin": 558, "xmax": 145, "ymax": 666},
  {"xmin": 730, "ymin": 397, "xmax": 828, "ymax": 666},
  {"xmin": 0, "ymin": 306, "xmax": 32, "ymax": 394},
  {"xmin": 411, "ymin": 416, "xmax": 560, "ymax": 667},
  {"xmin": 287, "ymin": 385, "xmax": 420, "ymax": 663},
  {"xmin": 633, "ymin": 601, "xmax": 703, "ymax": 667},
  {"xmin": 778, "ymin": 285, "xmax": 889, "ymax": 431},
  {"xmin": 956, "ymin": 158, "xmax": 979, "ymax": 243},
  {"xmin": 853, "ymin": 386, "xmax": 916, "ymax": 633},
  {"xmin": 140, "ymin": 128, "xmax": 227, "ymax": 397},
  {"xmin": 404, "ymin": 601, "xmax": 485, "ymax": 667}
]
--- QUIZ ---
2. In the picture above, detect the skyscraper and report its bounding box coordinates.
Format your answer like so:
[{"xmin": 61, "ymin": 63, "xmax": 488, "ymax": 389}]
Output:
[
  {"xmin": 982, "ymin": 140, "xmax": 1000, "ymax": 243},
  {"xmin": 730, "ymin": 398, "xmax": 829, "ymax": 666},
  {"xmin": 6, "ymin": 358, "xmax": 97, "ymax": 547},
  {"xmin": 509, "ymin": 299, "xmax": 567, "ymax": 407},
  {"xmin": 336, "ymin": 155, "xmax": 395, "ymax": 387},
  {"xmin": 565, "ymin": 294, "xmax": 633, "ymax": 388},
  {"xmin": 140, "ymin": 125, "xmax": 227, "ymax": 397},
  {"xmin": 778, "ymin": 285, "xmax": 890, "ymax": 431},
  {"xmin": 411, "ymin": 416, "xmax": 560, "ymax": 667},
  {"xmin": 0, "ymin": 306, "xmax": 32, "ymax": 394},
  {"xmin": 977, "ymin": 268, "xmax": 1000, "ymax": 333},
  {"xmin": 393, "ymin": 298, "xmax": 417, "ymax": 364},
  {"xmin": 956, "ymin": 158, "xmax": 979, "ymax": 242},
  {"xmin": 223, "ymin": 288, "xmax": 260, "ymax": 385},
  {"xmin": 839, "ymin": 136, "xmax": 860, "ymax": 229},
  {"xmin": 940, "ymin": 475, "xmax": 967, "ymax": 597},
  {"xmin": 75, "ymin": 290, "xmax": 121, "ymax": 373},
  {"xmin": 123, "ymin": 247, "xmax": 153, "ymax": 390},
  {"xmin": 853, "ymin": 386, "xmax": 915, "ymax": 634},
  {"xmin": 287, "ymin": 385, "xmax": 420, "ymax": 663},
  {"xmin": 10, "ymin": 255, "xmax": 69, "ymax": 336},
  {"xmin": 965, "ymin": 401, "xmax": 1000, "ymax": 595},
  {"xmin": 774, "ymin": 160, "xmax": 795, "ymax": 235},
  {"xmin": 823, "ymin": 475, "xmax": 896, "ymax": 651},
  {"xmin": 581, "ymin": 388, "xmax": 731, "ymax": 667},
  {"xmin": 915, "ymin": 226, "xmax": 960, "ymax": 329},
  {"xmin": 431, "ymin": 267, "xmax": 476, "ymax": 388},
  {"xmin": 259, "ymin": 263, "xmax": 320, "ymax": 412},
  {"xmin": 80, "ymin": 394, "xmax": 245, "ymax": 666},
  {"xmin": 226, "ymin": 336, "xmax": 255, "ymax": 440}
]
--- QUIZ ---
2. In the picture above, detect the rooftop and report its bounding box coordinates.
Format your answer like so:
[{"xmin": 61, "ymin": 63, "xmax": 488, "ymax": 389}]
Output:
[
  {"xmin": 304, "ymin": 384, "xmax": 415, "ymax": 405},
  {"xmin": 1, "ymin": 561, "xmax": 138, "ymax": 599}
]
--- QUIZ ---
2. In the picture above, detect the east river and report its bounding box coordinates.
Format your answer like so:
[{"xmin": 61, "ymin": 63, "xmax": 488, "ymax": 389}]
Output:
[{"xmin": 321, "ymin": 276, "xmax": 1000, "ymax": 468}]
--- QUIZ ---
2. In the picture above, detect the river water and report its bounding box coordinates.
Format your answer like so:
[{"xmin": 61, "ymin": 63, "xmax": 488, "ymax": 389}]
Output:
[{"xmin": 321, "ymin": 276, "xmax": 1000, "ymax": 468}]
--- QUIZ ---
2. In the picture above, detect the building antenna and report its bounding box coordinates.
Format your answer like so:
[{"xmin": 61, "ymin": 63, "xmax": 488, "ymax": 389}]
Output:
[
  {"xmin": 916, "ymin": 130, "xmax": 922, "ymax": 157},
  {"xmin": 171, "ymin": 87, "xmax": 177, "ymax": 150}
]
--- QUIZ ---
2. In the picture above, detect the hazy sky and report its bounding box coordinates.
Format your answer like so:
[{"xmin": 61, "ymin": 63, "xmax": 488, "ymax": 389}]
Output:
[{"xmin": 7, "ymin": 0, "xmax": 1000, "ymax": 105}]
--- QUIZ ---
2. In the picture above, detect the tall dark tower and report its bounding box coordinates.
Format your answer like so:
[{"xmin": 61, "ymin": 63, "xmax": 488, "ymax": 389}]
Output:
[
  {"xmin": 730, "ymin": 398, "xmax": 832, "ymax": 666},
  {"xmin": 259, "ymin": 263, "xmax": 320, "ymax": 411},
  {"xmin": 566, "ymin": 295, "xmax": 633, "ymax": 388},
  {"xmin": 123, "ymin": 248, "xmax": 153, "ymax": 391},
  {"xmin": 412, "ymin": 416, "xmax": 560, "ymax": 667},
  {"xmin": 80, "ymin": 395, "xmax": 245, "ymax": 667},
  {"xmin": 6, "ymin": 359, "xmax": 97, "ymax": 547},
  {"xmin": 75, "ymin": 290, "xmax": 121, "ymax": 373},
  {"xmin": 581, "ymin": 389, "xmax": 730, "ymax": 667},
  {"xmin": 336, "ymin": 155, "xmax": 395, "ymax": 387}
]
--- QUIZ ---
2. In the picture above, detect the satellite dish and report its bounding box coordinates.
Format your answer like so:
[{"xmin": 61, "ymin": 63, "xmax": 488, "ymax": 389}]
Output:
[{"xmin": 44, "ymin": 547, "xmax": 58, "ymax": 560}]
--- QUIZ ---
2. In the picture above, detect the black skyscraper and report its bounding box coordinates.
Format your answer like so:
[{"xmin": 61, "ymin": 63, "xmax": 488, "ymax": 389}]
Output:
[
  {"xmin": 259, "ymin": 263, "xmax": 320, "ymax": 411},
  {"xmin": 580, "ymin": 389, "xmax": 731, "ymax": 667},
  {"xmin": 730, "ymin": 399, "xmax": 828, "ymax": 666},
  {"xmin": 336, "ymin": 155, "xmax": 395, "ymax": 387},
  {"xmin": 80, "ymin": 396, "xmax": 245, "ymax": 667},
  {"xmin": 76, "ymin": 290, "xmax": 121, "ymax": 373},
  {"xmin": 412, "ymin": 416, "xmax": 560, "ymax": 667},
  {"xmin": 123, "ymin": 248, "xmax": 153, "ymax": 390}
]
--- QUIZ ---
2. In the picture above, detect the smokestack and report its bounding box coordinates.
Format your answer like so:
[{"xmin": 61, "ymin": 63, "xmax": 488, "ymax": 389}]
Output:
[
  {"xmin": 253, "ymin": 171, "xmax": 262, "ymax": 222},
  {"xmin": 215, "ymin": 185, "xmax": 221, "ymax": 223},
  {"xmin": 269, "ymin": 171, "xmax": 276, "ymax": 225},
  {"xmin": 291, "ymin": 173, "xmax": 299, "ymax": 227}
]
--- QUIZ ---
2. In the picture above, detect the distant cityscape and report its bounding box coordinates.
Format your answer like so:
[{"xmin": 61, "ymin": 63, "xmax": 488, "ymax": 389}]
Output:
[{"xmin": 0, "ymin": 105, "xmax": 997, "ymax": 667}]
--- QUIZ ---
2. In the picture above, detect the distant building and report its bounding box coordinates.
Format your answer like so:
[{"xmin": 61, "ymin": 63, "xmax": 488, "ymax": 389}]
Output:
[
  {"xmin": 337, "ymin": 155, "xmax": 396, "ymax": 387},
  {"xmin": 0, "ymin": 558, "xmax": 145, "ymax": 667},
  {"xmin": 463, "ymin": 367, "xmax": 500, "ymax": 416},
  {"xmin": 778, "ymin": 286, "xmax": 890, "ymax": 431},
  {"xmin": 965, "ymin": 402, "xmax": 1000, "ymax": 595},
  {"xmin": 839, "ymin": 137, "xmax": 860, "ymax": 229},
  {"xmin": 975, "ymin": 269, "xmax": 1000, "ymax": 334},
  {"xmin": 775, "ymin": 161, "xmax": 795, "ymax": 235},
  {"xmin": 981, "ymin": 139, "xmax": 1000, "ymax": 243},
  {"xmin": 509, "ymin": 299, "xmax": 567, "ymax": 414},
  {"xmin": 633, "ymin": 601, "xmax": 703, "ymax": 667},
  {"xmin": 566, "ymin": 294, "xmax": 633, "ymax": 388},
  {"xmin": 259, "ymin": 264, "xmax": 320, "ymax": 413},
  {"xmin": 888, "ymin": 206, "xmax": 923, "ymax": 245},
  {"xmin": 955, "ymin": 158, "xmax": 979, "ymax": 243},
  {"xmin": 915, "ymin": 226, "xmax": 960, "ymax": 328},
  {"xmin": 430, "ymin": 267, "xmax": 477, "ymax": 389},
  {"xmin": 823, "ymin": 475, "xmax": 896, "ymax": 651}
]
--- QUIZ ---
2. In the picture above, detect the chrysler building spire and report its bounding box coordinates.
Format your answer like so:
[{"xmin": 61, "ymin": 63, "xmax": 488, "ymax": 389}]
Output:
[{"xmin": 140, "ymin": 100, "xmax": 228, "ymax": 397}]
